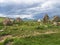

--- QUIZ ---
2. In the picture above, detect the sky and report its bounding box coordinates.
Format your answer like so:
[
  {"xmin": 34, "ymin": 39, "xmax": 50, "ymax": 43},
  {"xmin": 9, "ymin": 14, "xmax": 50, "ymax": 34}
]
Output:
[{"xmin": 0, "ymin": 0, "xmax": 60, "ymax": 19}]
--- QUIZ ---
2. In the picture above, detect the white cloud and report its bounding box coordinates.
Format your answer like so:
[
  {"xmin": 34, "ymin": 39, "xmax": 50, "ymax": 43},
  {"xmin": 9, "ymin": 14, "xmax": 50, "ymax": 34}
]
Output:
[
  {"xmin": 14, "ymin": 14, "xmax": 34, "ymax": 19},
  {"xmin": 0, "ymin": 14, "xmax": 6, "ymax": 17},
  {"xmin": 41, "ymin": 1, "xmax": 53, "ymax": 9},
  {"xmin": 0, "ymin": 14, "xmax": 34, "ymax": 19},
  {"xmin": 20, "ymin": 0, "xmax": 60, "ymax": 14},
  {"xmin": 0, "ymin": 0, "xmax": 47, "ymax": 4},
  {"xmin": 0, "ymin": 0, "xmax": 59, "ymax": 10},
  {"xmin": 0, "ymin": 0, "xmax": 60, "ymax": 19},
  {"xmin": 29, "ymin": 0, "xmax": 60, "ymax": 14},
  {"xmin": 0, "ymin": 0, "xmax": 5, "ymax": 3}
]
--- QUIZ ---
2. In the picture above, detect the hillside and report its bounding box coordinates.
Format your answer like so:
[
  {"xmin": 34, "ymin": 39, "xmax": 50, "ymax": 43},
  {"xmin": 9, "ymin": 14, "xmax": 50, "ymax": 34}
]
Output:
[{"xmin": 0, "ymin": 17, "xmax": 60, "ymax": 45}]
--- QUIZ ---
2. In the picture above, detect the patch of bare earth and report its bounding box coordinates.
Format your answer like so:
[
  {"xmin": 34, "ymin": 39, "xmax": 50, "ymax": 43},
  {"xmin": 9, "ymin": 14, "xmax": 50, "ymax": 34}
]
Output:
[
  {"xmin": 44, "ymin": 31, "xmax": 57, "ymax": 34},
  {"xmin": 32, "ymin": 31, "xmax": 58, "ymax": 36},
  {"xmin": 19, "ymin": 31, "xmax": 58, "ymax": 38},
  {"xmin": 0, "ymin": 35, "xmax": 12, "ymax": 42}
]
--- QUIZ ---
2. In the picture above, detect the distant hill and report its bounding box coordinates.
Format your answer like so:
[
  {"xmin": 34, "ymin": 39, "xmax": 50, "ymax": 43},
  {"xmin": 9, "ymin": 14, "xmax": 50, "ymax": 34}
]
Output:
[{"xmin": 22, "ymin": 18, "xmax": 36, "ymax": 21}]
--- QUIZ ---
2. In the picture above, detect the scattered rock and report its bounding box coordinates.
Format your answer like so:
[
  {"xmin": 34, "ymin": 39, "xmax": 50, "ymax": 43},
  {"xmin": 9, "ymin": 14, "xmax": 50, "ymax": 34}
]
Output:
[{"xmin": 0, "ymin": 30, "xmax": 4, "ymax": 32}]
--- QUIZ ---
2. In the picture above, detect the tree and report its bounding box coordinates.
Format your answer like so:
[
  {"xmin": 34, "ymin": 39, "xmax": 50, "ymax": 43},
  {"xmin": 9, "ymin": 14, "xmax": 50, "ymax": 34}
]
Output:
[{"xmin": 16, "ymin": 17, "xmax": 22, "ymax": 23}]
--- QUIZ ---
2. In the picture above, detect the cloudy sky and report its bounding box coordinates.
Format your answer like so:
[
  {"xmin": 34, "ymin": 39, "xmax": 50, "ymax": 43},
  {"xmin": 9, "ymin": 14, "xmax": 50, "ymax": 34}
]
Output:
[{"xmin": 0, "ymin": 0, "xmax": 60, "ymax": 19}]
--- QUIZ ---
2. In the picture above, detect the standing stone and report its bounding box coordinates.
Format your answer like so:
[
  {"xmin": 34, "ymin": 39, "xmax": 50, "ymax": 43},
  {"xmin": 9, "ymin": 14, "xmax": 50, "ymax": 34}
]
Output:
[
  {"xmin": 16, "ymin": 17, "xmax": 22, "ymax": 23},
  {"xmin": 3, "ymin": 18, "xmax": 12, "ymax": 26},
  {"xmin": 43, "ymin": 14, "xmax": 49, "ymax": 23},
  {"xmin": 52, "ymin": 16, "xmax": 60, "ymax": 22}
]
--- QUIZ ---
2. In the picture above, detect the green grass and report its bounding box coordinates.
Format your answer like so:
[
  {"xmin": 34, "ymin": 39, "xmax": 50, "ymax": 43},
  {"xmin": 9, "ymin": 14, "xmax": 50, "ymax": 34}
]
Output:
[
  {"xmin": 0, "ymin": 22, "xmax": 60, "ymax": 36},
  {"xmin": 0, "ymin": 42, "xmax": 3, "ymax": 45},
  {"xmin": 0, "ymin": 17, "xmax": 5, "ymax": 22},
  {"xmin": 2, "ymin": 33, "xmax": 60, "ymax": 45},
  {"xmin": 0, "ymin": 17, "xmax": 60, "ymax": 45},
  {"xmin": 3, "ymin": 38, "xmax": 13, "ymax": 45}
]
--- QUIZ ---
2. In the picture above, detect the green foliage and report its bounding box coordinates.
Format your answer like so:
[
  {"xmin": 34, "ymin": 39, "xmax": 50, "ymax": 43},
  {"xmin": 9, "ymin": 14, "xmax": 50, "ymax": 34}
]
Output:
[
  {"xmin": 36, "ymin": 26, "xmax": 45, "ymax": 30},
  {"xmin": 0, "ymin": 31, "xmax": 10, "ymax": 36},
  {"xmin": 2, "ymin": 33, "xmax": 60, "ymax": 45},
  {"xmin": 0, "ymin": 42, "xmax": 3, "ymax": 45},
  {"xmin": 0, "ymin": 17, "xmax": 60, "ymax": 45},
  {"xmin": 4, "ymin": 38, "xmax": 13, "ymax": 45},
  {"xmin": 0, "ymin": 17, "xmax": 5, "ymax": 22},
  {"xmin": 0, "ymin": 26, "xmax": 3, "ymax": 30},
  {"xmin": 0, "ymin": 21, "xmax": 60, "ymax": 36}
]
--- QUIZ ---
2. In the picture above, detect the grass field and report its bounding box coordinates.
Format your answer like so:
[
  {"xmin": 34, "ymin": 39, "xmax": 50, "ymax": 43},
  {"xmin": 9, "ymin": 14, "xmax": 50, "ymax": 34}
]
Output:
[
  {"xmin": 0, "ymin": 33, "xmax": 60, "ymax": 45},
  {"xmin": 0, "ymin": 17, "xmax": 60, "ymax": 45}
]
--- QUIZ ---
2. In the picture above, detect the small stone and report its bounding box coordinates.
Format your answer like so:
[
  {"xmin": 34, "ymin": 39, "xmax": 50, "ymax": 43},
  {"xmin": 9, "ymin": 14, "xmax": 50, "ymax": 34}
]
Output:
[{"xmin": 0, "ymin": 30, "xmax": 4, "ymax": 32}]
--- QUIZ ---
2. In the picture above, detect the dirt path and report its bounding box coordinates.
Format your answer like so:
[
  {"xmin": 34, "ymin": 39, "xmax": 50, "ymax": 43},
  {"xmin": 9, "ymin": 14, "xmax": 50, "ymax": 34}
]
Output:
[
  {"xmin": 0, "ymin": 35, "xmax": 13, "ymax": 42},
  {"xmin": 22, "ymin": 31, "xmax": 58, "ymax": 38},
  {"xmin": 0, "ymin": 31, "xmax": 58, "ymax": 43}
]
